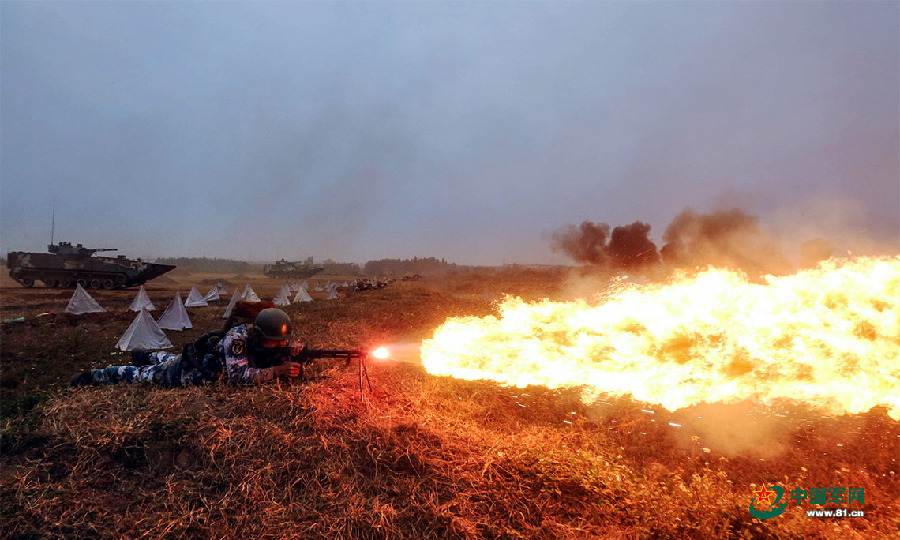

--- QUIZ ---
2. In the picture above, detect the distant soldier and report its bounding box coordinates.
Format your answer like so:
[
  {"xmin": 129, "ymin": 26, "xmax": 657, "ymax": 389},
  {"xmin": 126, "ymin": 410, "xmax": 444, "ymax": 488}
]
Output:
[{"xmin": 70, "ymin": 306, "xmax": 303, "ymax": 387}]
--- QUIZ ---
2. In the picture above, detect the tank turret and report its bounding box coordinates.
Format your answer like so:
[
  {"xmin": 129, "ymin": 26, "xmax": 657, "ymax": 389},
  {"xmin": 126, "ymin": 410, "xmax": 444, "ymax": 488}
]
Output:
[
  {"xmin": 6, "ymin": 242, "xmax": 176, "ymax": 289},
  {"xmin": 48, "ymin": 242, "xmax": 118, "ymax": 257}
]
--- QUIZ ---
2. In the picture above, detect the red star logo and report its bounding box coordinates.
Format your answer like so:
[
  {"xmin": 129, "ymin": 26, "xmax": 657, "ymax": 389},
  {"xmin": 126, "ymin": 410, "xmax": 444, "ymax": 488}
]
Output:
[{"xmin": 753, "ymin": 485, "xmax": 776, "ymax": 505}]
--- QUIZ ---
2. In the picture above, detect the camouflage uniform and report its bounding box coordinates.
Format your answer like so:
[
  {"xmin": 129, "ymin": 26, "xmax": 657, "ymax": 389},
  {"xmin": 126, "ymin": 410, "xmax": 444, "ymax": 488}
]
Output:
[
  {"xmin": 80, "ymin": 325, "xmax": 266, "ymax": 387},
  {"xmin": 218, "ymin": 324, "xmax": 273, "ymax": 384},
  {"xmin": 88, "ymin": 351, "xmax": 196, "ymax": 387}
]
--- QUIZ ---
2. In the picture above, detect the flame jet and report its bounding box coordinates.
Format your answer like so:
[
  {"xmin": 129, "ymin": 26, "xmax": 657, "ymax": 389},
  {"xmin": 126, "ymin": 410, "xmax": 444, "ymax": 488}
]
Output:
[{"xmin": 421, "ymin": 257, "xmax": 900, "ymax": 419}]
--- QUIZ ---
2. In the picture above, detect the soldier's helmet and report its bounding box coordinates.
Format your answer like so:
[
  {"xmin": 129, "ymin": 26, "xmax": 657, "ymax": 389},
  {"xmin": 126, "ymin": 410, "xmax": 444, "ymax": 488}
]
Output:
[{"xmin": 254, "ymin": 308, "xmax": 293, "ymax": 341}]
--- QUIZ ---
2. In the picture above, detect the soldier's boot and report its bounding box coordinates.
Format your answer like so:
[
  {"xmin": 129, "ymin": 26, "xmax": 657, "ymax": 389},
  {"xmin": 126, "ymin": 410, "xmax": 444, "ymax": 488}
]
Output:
[
  {"xmin": 69, "ymin": 371, "xmax": 95, "ymax": 387},
  {"xmin": 131, "ymin": 350, "xmax": 154, "ymax": 366}
]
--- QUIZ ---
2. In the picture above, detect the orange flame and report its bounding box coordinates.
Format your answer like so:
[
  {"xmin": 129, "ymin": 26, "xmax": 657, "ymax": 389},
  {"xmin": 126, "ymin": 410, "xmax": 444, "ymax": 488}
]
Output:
[{"xmin": 421, "ymin": 257, "xmax": 900, "ymax": 419}]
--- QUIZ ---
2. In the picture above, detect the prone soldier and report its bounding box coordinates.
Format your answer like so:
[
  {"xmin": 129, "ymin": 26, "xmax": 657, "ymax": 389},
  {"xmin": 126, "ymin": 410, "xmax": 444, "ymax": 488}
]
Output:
[{"xmin": 70, "ymin": 307, "xmax": 304, "ymax": 387}]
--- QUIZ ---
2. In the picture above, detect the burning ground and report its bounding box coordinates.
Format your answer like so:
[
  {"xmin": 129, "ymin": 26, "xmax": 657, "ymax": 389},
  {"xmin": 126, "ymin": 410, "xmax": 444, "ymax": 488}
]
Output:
[
  {"xmin": 1, "ymin": 268, "xmax": 898, "ymax": 538},
  {"xmin": 422, "ymin": 257, "xmax": 900, "ymax": 420}
]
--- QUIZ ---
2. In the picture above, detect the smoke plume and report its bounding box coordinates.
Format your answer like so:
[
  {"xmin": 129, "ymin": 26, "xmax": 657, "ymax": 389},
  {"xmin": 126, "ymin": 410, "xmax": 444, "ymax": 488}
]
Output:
[
  {"xmin": 554, "ymin": 208, "xmax": 797, "ymax": 275},
  {"xmin": 660, "ymin": 208, "xmax": 790, "ymax": 275},
  {"xmin": 551, "ymin": 220, "xmax": 659, "ymax": 270},
  {"xmin": 608, "ymin": 221, "xmax": 661, "ymax": 268},
  {"xmin": 551, "ymin": 221, "xmax": 611, "ymax": 266}
]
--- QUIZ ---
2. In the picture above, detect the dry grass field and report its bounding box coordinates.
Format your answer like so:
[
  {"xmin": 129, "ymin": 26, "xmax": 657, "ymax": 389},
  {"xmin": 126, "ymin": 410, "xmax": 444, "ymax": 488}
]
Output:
[{"xmin": 1, "ymin": 268, "xmax": 897, "ymax": 539}]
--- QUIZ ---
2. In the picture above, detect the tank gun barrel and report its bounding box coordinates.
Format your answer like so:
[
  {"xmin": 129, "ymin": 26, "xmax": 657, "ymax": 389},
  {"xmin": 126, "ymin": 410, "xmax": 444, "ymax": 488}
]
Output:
[{"xmin": 48, "ymin": 243, "xmax": 118, "ymax": 256}]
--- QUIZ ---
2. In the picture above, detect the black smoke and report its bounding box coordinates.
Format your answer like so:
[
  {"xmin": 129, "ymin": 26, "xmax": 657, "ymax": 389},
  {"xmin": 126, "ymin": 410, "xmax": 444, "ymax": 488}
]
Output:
[
  {"xmin": 551, "ymin": 220, "xmax": 659, "ymax": 270},
  {"xmin": 609, "ymin": 221, "xmax": 661, "ymax": 268},
  {"xmin": 553, "ymin": 208, "xmax": 794, "ymax": 275},
  {"xmin": 551, "ymin": 221, "xmax": 611, "ymax": 266}
]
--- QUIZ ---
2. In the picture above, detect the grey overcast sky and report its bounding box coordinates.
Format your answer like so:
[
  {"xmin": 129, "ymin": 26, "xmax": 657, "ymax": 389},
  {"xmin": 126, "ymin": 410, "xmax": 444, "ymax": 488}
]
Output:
[{"xmin": 1, "ymin": 1, "xmax": 898, "ymax": 265}]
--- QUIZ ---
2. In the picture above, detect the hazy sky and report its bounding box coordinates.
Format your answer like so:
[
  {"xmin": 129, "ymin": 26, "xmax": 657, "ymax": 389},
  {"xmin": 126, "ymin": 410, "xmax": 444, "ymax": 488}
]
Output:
[{"xmin": 2, "ymin": 1, "xmax": 898, "ymax": 265}]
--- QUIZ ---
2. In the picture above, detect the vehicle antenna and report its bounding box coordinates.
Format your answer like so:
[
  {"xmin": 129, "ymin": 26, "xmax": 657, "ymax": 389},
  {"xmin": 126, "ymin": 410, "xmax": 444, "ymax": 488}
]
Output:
[{"xmin": 50, "ymin": 198, "xmax": 56, "ymax": 246}]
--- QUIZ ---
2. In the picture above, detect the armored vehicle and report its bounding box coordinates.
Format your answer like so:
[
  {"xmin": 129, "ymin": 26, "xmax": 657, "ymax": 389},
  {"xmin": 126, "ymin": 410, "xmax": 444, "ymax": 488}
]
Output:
[
  {"xmin": 6, "ymin": 242, "xmax": 176, "ymax": 289},
  {"xmin": 263, "ymin": 259, "xmax": 325, "ymax": 279}
]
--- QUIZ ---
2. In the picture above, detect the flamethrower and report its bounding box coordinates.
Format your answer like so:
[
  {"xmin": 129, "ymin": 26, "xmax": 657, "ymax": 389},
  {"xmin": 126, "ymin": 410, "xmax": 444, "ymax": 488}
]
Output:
[{"xmin": 258, "ymin": 345, "xmax": 391, "ymax": 397}]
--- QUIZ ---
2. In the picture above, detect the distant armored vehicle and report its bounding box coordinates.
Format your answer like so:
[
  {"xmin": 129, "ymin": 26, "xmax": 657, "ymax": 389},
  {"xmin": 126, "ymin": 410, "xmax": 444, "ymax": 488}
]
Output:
[
  {"xmin": 6, "ymin": 242, "xmax": 176, "ymax": 289},
  {"xmin": 263, "ymin": 259, "xmax": 325, "ymax": 279}
]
